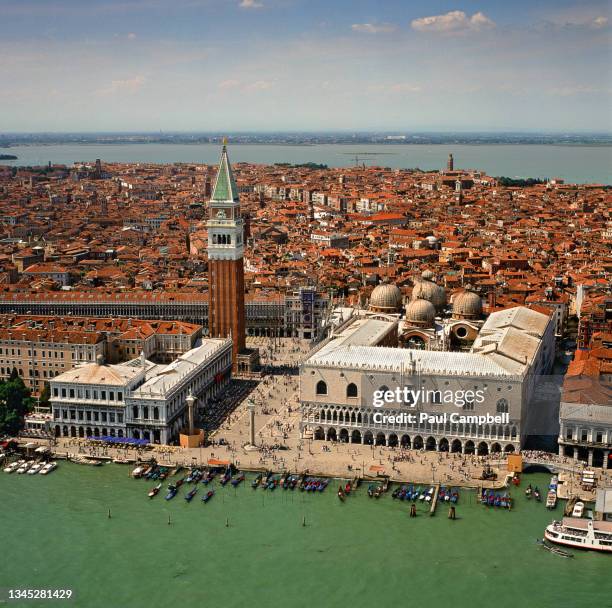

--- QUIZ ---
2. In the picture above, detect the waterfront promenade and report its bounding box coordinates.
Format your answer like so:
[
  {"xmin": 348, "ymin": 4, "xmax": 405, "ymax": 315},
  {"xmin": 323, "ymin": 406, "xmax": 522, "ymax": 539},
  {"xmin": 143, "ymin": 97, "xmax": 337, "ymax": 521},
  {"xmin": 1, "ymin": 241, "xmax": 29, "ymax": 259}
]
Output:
[{"xmin": 17, "ymin": 337, "xmax": 611, "ymax": 498}]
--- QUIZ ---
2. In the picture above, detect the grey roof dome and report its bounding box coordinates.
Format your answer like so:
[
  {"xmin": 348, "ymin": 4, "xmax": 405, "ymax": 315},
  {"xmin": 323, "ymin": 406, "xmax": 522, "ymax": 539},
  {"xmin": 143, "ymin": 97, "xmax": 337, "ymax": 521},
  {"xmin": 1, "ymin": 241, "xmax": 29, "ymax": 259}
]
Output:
[
  {"xmin": 411, "ymin": 278, "xmax": 437, "ymax": 303},
  {"xmin": 405, "ymin": 298, "xmax": 436, "ymax": 326},
  {"xmin": 452, "ymin": 290, "xmax": 482, "ymax": 319},
  {"xmin": 413, "ymin": 274, "xmax": 446, "ymax": 311},
  {"xmin": 369, "ymin": 283, "xmax": 402, "ymax": 312}
]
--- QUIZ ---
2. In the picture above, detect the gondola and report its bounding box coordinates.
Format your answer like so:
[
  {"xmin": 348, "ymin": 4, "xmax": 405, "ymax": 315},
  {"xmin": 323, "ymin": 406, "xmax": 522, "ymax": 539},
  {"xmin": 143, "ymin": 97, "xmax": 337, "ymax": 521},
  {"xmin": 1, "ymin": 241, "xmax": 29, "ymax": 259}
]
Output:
[
  {"xmin": 252, "ymin": 473, "xmax": 263, "ymax": 488},
  {"xmin": 534, "ymin": 487, "xmax": 542, "ymax": 502},
  {"xmin": 230, "ymin": 473, "xmax": 245, "ymax": 487},
  {"xmin": 165, "ymin": 486, "xmax": 178, "ymax": 500},
  {"xmin": 367, "ymin": 483, "xmax": 375, "ymax": 498},
  {"xmin": 537, "ymin": 539, "xmax": 573, "ymax": 558},
  {"xmin": 201, "ymin": 490, "xmax": 215, "ymax": 503},
  {"xmin": 338, "ymin": 486, "xmax": 346, "ymax": 501},
  {"xmin": 344, "ymin": 482, "xmax": 351, "ymax": 495},
  {"xmin": 185, "ymin": 487, "xmax": 198, "ymax": 502},
  {"xmin": 148, "ymin": 483, "xmax": 162, "ymax": 499},
  {"xmin": 525, "ymin": 484, "xmax": 533, "ymax": 499},
  {"xmin": 201, "ymin": 471, "xmax": 215, "ymax": 485}
]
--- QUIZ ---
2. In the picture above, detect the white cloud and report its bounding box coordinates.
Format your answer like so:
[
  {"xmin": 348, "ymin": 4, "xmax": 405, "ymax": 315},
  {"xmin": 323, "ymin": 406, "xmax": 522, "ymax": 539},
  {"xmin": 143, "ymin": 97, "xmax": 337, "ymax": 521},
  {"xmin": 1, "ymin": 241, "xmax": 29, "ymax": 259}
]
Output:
[
  {"xmin": 351, "ymin": 22, "xmax": 397, "ymax": 34},
  {"xmin": 590, "ymin": 16, "xmax": 608, "ymax": 29},
  {"xmin": 127, "ymin": 32, "xmax": 137, "ymax": 40},
  {"xmin": 411, "ymin": 10, "xmax": 495, "ymax": 33},
  {"xmin": 368, "ymin": 82, "xmax": 422, "ymax": 94},
  {"xmin": 548, "ymin": 85, "xmax": 606, "ymax": 96},
  {"xmin": 244, "ymin": 79, "xmax": 274, "ymax": 91},
  {"xmin": 218, "ymin": 79, "xmax": 241, "ymax": 90},
  {"xmin": 96, "ymin": 75, "xmax": 146, "ymax": 96},
  {"xmin": 239, "ymin": 0, "xmax": 263, "ymax": 8}
]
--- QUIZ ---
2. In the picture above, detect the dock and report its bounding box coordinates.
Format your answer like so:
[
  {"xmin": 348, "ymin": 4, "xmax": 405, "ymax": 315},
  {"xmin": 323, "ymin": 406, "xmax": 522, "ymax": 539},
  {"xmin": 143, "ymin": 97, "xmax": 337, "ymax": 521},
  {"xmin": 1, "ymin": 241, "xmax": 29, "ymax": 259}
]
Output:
[{"xmin": 430, "ymin": 483, "xmax": 441, "ymax": 516}]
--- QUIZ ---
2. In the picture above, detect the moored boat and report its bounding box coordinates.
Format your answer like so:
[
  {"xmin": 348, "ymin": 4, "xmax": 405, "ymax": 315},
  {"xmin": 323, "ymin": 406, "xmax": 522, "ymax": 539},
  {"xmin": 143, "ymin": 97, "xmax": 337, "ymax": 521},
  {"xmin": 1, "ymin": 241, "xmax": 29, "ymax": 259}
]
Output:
[
  {"xmin": 185, "ymin": 487, "xmax": 198, "ymax": 502},
  {"xmin": 4, "ymin": 460, "xmax": 24, "ymax": 474},
  {"xmin": 230, "ymin": 472, "xmax": 245, "ymax": 487},
  {"xmin": 338, "ymin": 486, "xmax": 346, "ymax": 501},
  {"xmin": 546, "ymin": 490, "xmax": 557, "ymax": 510},
  {"xmin": 252, "ymin": 473, "xmax": 263, "ymax": 488},
  {"xmin": 572, "ymin": 501, "xmax": 584, "ymax": 518},
  {"xmin": 201, "ymin": 489, "xmax": 214, "ymax": 503},
  {"xmin": 17, "ymin": 461, "xmax": 32, "ymax": 474},
  {"xmin": 534, "ymin": 487, "xmax": 542, "ymax": 502},
  {"xmin": 39, "ymin": 461, "xmax": 57, "ymax": 475},
  {"xmin": 148, "ymin": 483, "xmax": 162, "ymax": 498},
  {"xmin": 525, "ymin": 484, "xmax": 533, "ymax": 499},
  {"xmin": 165, "ymin": 485, "xmax": 178, "ymax": 500},
  {"xmin": 27, "ymin": 462, "xmax": 43, "ymax": 475}
]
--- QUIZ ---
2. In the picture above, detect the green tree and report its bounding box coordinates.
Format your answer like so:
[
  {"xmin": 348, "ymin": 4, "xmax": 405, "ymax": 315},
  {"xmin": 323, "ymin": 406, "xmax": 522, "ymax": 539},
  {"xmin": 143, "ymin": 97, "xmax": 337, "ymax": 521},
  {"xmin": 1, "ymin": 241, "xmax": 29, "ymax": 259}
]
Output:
[{"xmin": 0, "ymin": 373, "xmax": 35, "ymax": 436}]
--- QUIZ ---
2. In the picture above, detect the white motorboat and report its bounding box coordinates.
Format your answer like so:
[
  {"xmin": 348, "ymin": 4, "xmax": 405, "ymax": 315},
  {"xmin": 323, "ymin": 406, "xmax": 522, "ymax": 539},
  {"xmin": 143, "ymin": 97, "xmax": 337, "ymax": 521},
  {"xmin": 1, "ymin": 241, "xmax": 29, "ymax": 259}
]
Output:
[
  {"xmin": 3, "ymin": 460, "xmax": 23, "ymax": 473},
  {"xmin": 131, "ymin": 465, "xmax": 145, "ymax": 478},
  {"xmin": 572, "ymin": 501, "xmax": 585, "ymax": 518},
  {"xmin": 17, "ymin": 461, "xmax": 32, "ymax": 474},
  {"xmin": 546, "ymin": 490, "xmax": 557, "ymax": 509},
  {"xmin": 39, "ymin": 461, "xmax": 57, "ymax": 475},
  {"xmin": 27, "ymin": 462, "xmax": 43, "ymax": 475},
  {"xmin": 544, "ymin": 518, "xmax": 612, "ymax": 553}
]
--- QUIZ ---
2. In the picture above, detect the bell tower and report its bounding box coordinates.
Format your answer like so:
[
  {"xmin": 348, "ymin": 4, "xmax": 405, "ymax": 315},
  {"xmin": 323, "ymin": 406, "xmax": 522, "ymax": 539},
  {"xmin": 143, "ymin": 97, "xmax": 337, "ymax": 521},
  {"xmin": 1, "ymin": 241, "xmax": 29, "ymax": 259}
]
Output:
[{"xmin": 207, "ymin": 140, "xmax": 246, "ymax": 369}]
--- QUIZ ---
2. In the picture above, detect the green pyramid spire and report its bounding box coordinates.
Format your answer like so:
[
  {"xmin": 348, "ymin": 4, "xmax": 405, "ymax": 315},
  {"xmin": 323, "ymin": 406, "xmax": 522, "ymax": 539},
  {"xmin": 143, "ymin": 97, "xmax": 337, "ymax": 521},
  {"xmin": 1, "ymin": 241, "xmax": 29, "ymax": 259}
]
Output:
[{"xmin": 211, "ymin": 142, "xmax": 239, "ymax": 203}]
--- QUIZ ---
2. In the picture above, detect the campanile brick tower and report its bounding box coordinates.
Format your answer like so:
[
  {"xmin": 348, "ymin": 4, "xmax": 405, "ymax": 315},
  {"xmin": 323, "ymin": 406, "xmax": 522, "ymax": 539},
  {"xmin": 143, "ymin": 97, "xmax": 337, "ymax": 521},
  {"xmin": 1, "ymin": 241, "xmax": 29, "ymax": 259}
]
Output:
[{"xmin": 207, "ymin": 141, "xmax": 246, "ymax": 371}]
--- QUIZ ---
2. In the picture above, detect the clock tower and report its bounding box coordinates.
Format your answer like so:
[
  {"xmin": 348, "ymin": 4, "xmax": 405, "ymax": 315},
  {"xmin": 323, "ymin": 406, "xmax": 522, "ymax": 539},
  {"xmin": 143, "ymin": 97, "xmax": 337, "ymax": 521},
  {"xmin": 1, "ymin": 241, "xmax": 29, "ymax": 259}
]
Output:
[{"xmin": 207, "ymin": 141, "xmax": 247, "ymax": 370}]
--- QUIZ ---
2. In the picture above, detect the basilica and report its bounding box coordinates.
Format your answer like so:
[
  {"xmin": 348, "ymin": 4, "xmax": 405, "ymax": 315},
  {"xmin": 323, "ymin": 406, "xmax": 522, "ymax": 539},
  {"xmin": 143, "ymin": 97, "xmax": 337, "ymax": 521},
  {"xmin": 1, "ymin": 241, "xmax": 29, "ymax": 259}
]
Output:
[{"xmin": 300, "ymin": 273, "xmax": 555, "ymax": 454}]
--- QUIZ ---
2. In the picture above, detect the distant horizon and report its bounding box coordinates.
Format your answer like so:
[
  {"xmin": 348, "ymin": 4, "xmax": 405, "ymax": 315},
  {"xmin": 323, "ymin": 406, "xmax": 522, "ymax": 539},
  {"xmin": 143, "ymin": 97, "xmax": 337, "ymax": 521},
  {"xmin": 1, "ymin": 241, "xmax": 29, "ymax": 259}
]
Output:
[{"xmin": 3, "ymin": 129, "xmax": 612, "ymax": 135}]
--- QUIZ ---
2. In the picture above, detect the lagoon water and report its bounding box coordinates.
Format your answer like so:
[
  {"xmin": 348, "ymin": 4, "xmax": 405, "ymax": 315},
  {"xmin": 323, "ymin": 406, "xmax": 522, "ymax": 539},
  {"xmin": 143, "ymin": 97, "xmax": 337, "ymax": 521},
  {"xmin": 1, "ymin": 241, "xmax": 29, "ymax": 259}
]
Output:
[
  {"xmin": 1, "ymin": 464, "xmax": 609, "ymax": 608},
  {"xmin": 1, "ymin": 143, "xmax": 611, "ymax": 184}
]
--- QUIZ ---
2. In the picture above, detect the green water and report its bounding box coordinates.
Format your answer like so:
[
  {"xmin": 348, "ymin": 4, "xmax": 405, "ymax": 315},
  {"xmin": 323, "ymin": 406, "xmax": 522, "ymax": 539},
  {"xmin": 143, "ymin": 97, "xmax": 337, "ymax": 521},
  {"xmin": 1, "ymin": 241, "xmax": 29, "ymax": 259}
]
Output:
[{"xmin": 1, "ymin": 464, "xmax": 609, "ymax": 608}]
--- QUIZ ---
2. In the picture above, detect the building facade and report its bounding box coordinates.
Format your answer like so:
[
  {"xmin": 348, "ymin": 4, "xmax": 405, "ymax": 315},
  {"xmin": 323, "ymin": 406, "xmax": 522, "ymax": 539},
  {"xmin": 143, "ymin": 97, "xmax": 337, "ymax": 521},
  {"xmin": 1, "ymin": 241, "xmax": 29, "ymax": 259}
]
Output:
[
  {"xmin": 49, "ymin": 338, "xmax": 232, "ymax": 444},
  {"xmin": 300, "ymin": 307, "xmax": 555, "ymax": 454}
]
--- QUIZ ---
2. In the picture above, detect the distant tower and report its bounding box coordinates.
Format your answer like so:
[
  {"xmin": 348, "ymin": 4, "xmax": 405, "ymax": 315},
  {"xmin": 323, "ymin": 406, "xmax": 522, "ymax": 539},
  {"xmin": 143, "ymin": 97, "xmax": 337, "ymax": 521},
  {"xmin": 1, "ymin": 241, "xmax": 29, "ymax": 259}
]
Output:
[
  {"xmin": 95, "ymin": 158, "xmax": 102, "ymax": 179},
  {"xmin": 447, "ymin": 154, "xmax": 454, "ymax": 172},
  {"xmin": 100, "ymin": 196, "xmax": 108, "ymax": 216},
  {"xmin": 207, "ymin": 141, "xmax": 246, "ymax": 370},
  {"xmin": 455, "ymin": 179, "xmax": 463, "ymax": 204},
  {"xmin": 204, "ymin": 176, "xmax": 212, "ymax": 198}
]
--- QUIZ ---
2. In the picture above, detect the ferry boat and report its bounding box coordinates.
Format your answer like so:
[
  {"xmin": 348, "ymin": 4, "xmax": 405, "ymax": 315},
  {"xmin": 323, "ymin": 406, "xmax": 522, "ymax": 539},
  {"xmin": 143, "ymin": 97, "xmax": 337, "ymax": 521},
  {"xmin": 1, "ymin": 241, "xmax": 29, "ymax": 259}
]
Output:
[{"xmin": 544, "ymin": 518, "xmax": 612, "ymax": 553}]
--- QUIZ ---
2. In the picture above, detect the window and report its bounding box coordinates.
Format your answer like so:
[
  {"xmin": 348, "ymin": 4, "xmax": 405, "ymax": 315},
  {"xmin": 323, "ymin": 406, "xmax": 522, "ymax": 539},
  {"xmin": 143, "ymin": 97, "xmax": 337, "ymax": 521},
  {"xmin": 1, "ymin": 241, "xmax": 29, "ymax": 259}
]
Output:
[
  {"xmin": 581, "ymin": 429, "xmax": 588, "ymax": 442},
  {"xmin": 117, "ymin": 392, "xmax": 123, "ymax": 402},
  {"xmin": 596, "ymin": 431, "xmax": 603, "ymax": 443},
  {"xmin": 316, "ymin": 380, "xmax": 327, "ymax": 395},
  {"xmin": 132, "ymin": 406, "xmax": 139, "ymax": 419},
  {"xmin": 153, "ymin": 407, "xmax": 159, "ymax": 420},
  {"xmin": 101, "ymin": 391, "xmax": 106, "ymax": 400},
  {"xmin": 566, "ymin": 428, "xmax": 573, "ymax": 440},
  {"xmin": 118, "ymin": 413, "xmax": 123, "ymax": 423},
  {"xmin": 346, "ymin": 383, "xmax": 358, "ymax": 398},
  {"xmin": 69, "ymin": 389, "xmax": 75, "ymax": 398},
  {"xmin": 496, "ymin": 398, "xmax": 508, "ymax": 414},
  {"xmin": 53, "ymin": 388, "xmax": 59, "ymax": 397}
]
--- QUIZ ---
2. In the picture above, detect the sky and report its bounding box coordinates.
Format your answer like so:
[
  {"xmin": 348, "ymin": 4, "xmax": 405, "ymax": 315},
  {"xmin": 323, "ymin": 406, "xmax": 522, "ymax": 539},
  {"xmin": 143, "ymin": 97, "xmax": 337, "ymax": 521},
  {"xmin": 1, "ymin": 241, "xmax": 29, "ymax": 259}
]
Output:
[{"xmin": 0, "ymin": 0, "xmax": 611, "ymax": 132}]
